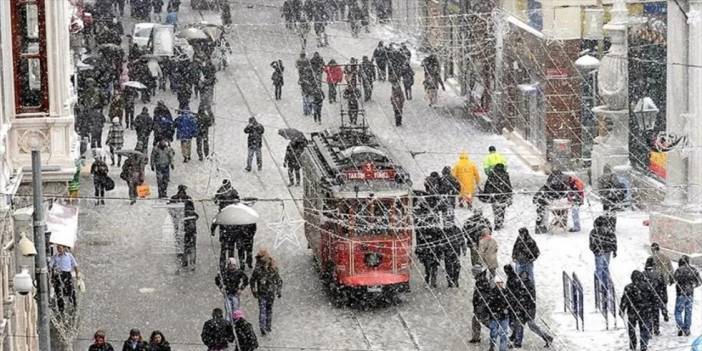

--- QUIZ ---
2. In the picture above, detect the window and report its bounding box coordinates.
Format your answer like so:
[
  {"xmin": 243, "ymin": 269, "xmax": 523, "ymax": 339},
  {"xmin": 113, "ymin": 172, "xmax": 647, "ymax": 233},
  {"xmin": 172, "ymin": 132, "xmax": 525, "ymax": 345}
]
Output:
[{"xmin": 11, "ymin": 0, "xmax": 49, "ymax": 114}]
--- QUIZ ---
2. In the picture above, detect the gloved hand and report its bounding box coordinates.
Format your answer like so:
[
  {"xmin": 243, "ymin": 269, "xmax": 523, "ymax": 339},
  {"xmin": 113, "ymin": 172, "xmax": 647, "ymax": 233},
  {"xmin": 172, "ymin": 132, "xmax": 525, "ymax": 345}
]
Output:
[{"xmin": 613, "ymin": 251, "xmax": 617, "ymax": 258}]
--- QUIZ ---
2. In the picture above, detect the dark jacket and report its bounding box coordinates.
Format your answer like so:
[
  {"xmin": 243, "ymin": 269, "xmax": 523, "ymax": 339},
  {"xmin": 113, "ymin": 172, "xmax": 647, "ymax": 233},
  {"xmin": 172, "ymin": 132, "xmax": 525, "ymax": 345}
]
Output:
[
  {"xmin": 216, "ymin": 268, "xmax": 249, "ymax": 295},
  {"xmin": 89, "ymin": 344, "xmax": 115, "ymax": 351},
  {"xmin": 146, "ymin": 341, "xmax": 170, "ymax": 351},
  {"xmin": 597, "ymin": 170, "xmax": 626, "ymax": 210},
  {"xmin": 271, "ymin": 62, "xmax": 284, "ymax": 86},
  {"xmin": 674, "ymin": 257, "xmax": 701, "ymax": 297},
  {"xmin": 284, "ymin": 144, "xmax": 301, "ymax": 169},
  {"xmin": 488, "ymin": 285, "xmax": 511, "ymax": 321},
  {"xmin": 373, "ymin": 45, "xmax": 387, "ymax": 64},
  {"xmin": 472, "ymin": 270, "xmax": 492, "ymax": 322},
  {"xmin": 90, "ymin": 159, "xmax": 110, "ymax": 183},
  {"xmin": 481, "ymin": 164, "xmax": 512, "ymax": 204},
  {"xmin": 533, "ymin": 172, "xmax": 569, "ymax": 205},
  {"xmin": 233, "ymin": 318, "xmax": 259, "ymax": 351},
  {"xmin": 244, "ymin": 122, "xmax": 265, "ymax": 149},
  {"xmin": 361, "ymin": 59, "xmax": 376, "ymax": 85},
  {"xmin": 462, "ymin": 214, "xmax": 492, "ymax": 249},
  {"xmin": 201, "ymin": 317, "xmax": 235, "ymax": 349},
  {"xmin": 643, "ymin": 267, "xmax": 668, "ymax": 306},
  {"xmin": 512, "ymin": 232, "xmax": 540, "ymax": 264},
  {"xmin": 505, "ymin": 265, "xmax": 536, "ymax": 323},
  {"xmin": 134, "ymin": 111, "xmax": 153, "ymax": 139},
  {"xmin": 310, "ymin": 54, "xmax": 325, "ymax": 74},
  {"xmin": 588, "ymin": 217, "xmax": 617, "ymax": 255},
  {"xmin": 215, "ymin": 183, "xmax": 239, "ymax": 210},
  {"xmin": 121, "ymin": 339, "xmax": 147, "ymax": 351},
  {"xmin": 250, "ymin": 264, "xmax": 282, "ymax": 299},
  {"xmin": 89, "ymin": 109, "xmax": 106, "ymax": 135},
  {"xmin": 415, "ymin": 227, "xmax": 443, "ymax": 265},
  {"xmin": 621, "ymin": 270, "xmax": 655, "ymax": 320},
  {"xmin": 153, "ymin": 103, "xmax": 175, "ymax": 142}
]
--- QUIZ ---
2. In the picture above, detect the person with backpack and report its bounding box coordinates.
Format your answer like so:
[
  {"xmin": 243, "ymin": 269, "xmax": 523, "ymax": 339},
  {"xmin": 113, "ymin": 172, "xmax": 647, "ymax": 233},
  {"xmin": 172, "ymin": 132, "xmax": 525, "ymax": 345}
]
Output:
[
  {"xmin": 106, "ymin": 117, "xmax": 125, "ymax": 167},
  {"xmin": 201, "ymin": 308, "xmax": 235, "ymax": 351},
  {"xmin": 232, "ymin": 310, "xmax": 259, "ymax": 351},
  {"xmin": 90, "ymin": 155, "xmax": 110, "ymax": 206},
  {"xmin": 174, "ymin": 106, "xmax": 198, "ymax": 163},
  {"xmin": 674, "ymin": 255, "xmax": 701, "ymax": 336}
]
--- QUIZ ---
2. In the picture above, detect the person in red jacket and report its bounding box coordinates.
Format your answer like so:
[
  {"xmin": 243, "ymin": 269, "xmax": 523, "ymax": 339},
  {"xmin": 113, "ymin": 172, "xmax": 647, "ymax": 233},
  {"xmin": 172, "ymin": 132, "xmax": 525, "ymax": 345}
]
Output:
[
  {"xmin": 323, "ymin": 59, "xmax": 343, "ymax": 103},
  {"xmin": 567, "ymin": 175, "xmax": 585, "ymax": 232}
]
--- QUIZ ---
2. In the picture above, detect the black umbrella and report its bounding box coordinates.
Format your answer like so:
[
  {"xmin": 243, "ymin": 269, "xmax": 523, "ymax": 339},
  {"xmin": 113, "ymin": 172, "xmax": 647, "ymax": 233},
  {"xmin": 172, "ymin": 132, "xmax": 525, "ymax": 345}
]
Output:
[{"xmin": 278, "ymin": 128, "xmax": 304, "ymax": 141}]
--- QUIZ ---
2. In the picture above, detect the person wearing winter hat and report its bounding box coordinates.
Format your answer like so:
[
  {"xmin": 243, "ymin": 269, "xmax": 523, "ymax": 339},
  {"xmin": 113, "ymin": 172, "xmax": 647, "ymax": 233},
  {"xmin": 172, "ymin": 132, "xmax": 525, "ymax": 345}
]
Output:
[
  {"xmin": 215, "ymin": 257, "xmax": 249, "ymax": 320},
  {"xmin": 232, "ymin": 309, "xmax": 259, "ymax": 351},
  {"xmin": 487, "ymin": 275, "xmax": 510, "ymax": 351},
  {"xmin": 106, "ymin": 117, "xmax": 125, "ymax": 166}
]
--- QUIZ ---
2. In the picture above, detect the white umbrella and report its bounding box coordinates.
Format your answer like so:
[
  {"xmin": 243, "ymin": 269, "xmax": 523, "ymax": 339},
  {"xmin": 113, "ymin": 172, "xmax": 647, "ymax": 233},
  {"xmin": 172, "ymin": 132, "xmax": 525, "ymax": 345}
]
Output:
[
  {"xmin": 215, "ymin": 203, "xmax": 260, "ymax": 225},
  {"xmin": 123, "ymin": 81, "xmax": 148, "ymax": 89}
]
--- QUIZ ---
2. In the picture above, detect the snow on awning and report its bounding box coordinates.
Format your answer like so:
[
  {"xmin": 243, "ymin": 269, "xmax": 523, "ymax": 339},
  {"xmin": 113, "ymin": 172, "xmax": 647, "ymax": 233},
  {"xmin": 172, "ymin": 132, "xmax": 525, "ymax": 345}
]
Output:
[{"xmin": 47, "ymin": 204, "xmax": 79, "ymax": 248}]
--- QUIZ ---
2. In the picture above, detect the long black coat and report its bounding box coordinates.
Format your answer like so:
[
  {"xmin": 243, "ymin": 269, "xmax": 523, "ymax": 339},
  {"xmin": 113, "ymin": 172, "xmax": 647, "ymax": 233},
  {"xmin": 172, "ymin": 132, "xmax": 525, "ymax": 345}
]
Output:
[
  {"xmin": 487, "ymin": 286, "xmax": 511, "ymax": 321},
  {"xmin": 620, "ymin": 271, "xmax": 655, "ymax": 320},
  {"xmin": 505, "ymin": 266, "xmax": 536, "ymax": 323},
  {"xmin": 472, "ymin": 270, "xmax": 492, "ymax": 322},
  {"xmin": 462, "ymin": 214, "xmax": 492, "ymax": 249},
  {"xmin": 201, "ymin": 317, "xmax": 235, "ymax": 350},
  {"xmin": 233, "ymin": 319, "xmax": 259, "ymax": 351},
  {"xmin": 481, "ymin": 164, "xmax": 512, "ymax": 204},
  {"xmin": 512, "ymin": 233, "xmax": 540, "ymax": 264},
  {"xmin": 643, "ymin": 268, "xmax": 667, "ymax": 305}
]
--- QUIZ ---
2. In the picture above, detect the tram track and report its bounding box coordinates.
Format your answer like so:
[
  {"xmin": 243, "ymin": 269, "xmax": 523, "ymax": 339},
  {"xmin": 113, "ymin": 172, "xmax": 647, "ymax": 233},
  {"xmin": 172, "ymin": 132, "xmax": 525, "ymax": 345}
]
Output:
[{"xmin": 218, "ymin": 8, "xmax": 428, "ymax": 350}]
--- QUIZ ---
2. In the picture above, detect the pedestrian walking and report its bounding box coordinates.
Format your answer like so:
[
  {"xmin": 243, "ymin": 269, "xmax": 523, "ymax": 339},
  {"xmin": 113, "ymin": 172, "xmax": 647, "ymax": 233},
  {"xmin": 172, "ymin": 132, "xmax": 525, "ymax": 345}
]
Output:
[
  {"xmin": 106, "ymin": 117, "xmax": 125, "ymax": 166},
  {"xmin": 90, "ymin": 155, "xmax": 110, "ymax": 206},
  {"xmin": 50, "ymin": 244, "xmax": 80, "ymax": 313},
  {"xmin": 201, "ymin": 308, "xmax": 235, "ymax": 351},
  {"xmin": 122, "ymin": 329, "xmax": 147, "ymax": 351},
  {"xmin": 89, "ymin": 330, "xmax": 115, "ymax": 351},
  {"xmin": 620, "ymin": 270, "xmax": 654, "ymax": 351},
  {"xmin": 360, "ymin": 55, "xmax": 376, "ymax": 101},
  {"xmin": 146, "ymin": 331, "xmax": 171, "ymax": 351},
  {"xmin": 134, "ymin": 107, "xmax": 153, "ymax": 150},
  {"xmin": 470, "ymin": 265, "xmax": 492, "ymax": 344},
  {"xmin": 232, "ymin": 310, "xmax": 259, "ymax": 351},
  {"xmin": 673, "ymin": 255, "xmax": 701, "ymax": 336},
  {"xmin": 643, "ymin": 257, "xmax": 668, "ymax": 336},
  {"xmin": 109, "ymin": 91, "xmax": 125, "ymax": 125},
  {"xmin": 462, "ymin": 208, "xmax": 492, "ymax": 267},
  {"xmin": 532, "ymin": 170, "xmax": 569, "ymax": 234},
  {"xmin": 401, "ymin": 63, "xmax": 414, "ymax": 100},
  {"xmin": 153, "ymin": 101, "xmax": 175, "ymax": 145},
  {"xmin": 488, "ymin": 275, "xmax": 511, "ymax": 351},
  {"xmin": 504, "ymin": 265, "xmax": 553, "ymax": 348},
  {"xmin": 566, "ymin": 174, "xmax": 585, "ymax": 232},
  {"xmin": 324, "ymin": 59, "xmax": 343, "ymax": 103},
  {"xmin": 478, "ymin": 228, "xmax": 498, "ymax": 275},
  {"xmin": 342, "ymin": 85, "xmax": 361, "ymax": 124},
  {"xmin": 479, "ymin": 163, "xmax": 512, "ymax": 230},
  {"xmin": 237, "ymin": 224, "xmax": 257, "ymax": 270},
  {"xmin": 244, "ymin": 117, "xmax": 265, "ymax": 172},
  {"xmin": 589, "ymin": 215, "xmax": 617, "ymax": 289},
  {"xmin": 442, "ymin": 226, "xmax": 464, "ymax": 288},
  {"xmin": 124, "ymin": 86, "xmax": 138, "ymax": 129},
  {"xmin": 423, "ymin": 76, "xmax": 438, "ymax": 106},
  {"xmin": 511, "ymin": 227, "xmax": 540, "ymax": 284},
  {"xmin": 150, "ymin": 140, "xmax": 175, "ymax": 198},
  {"xmin": 310, "ymin": 52, "xmax": 325, "ymax": 89},
  {"xmin": 215, "ymin": 179, "xmax": 239, "ymax": 211},
  {"xmin": 415, "ymin": 227, "xmax": 441, "ymax": 288},
  {"xmin": 120, "ymin": 144, "xmax": 147, "ymax": 204},
  {"xmin": 373, "ymin": 41, "xmax": 388, "ymax": 81},
  {"xmin": 439, "ymin": 166, "xmax": 460, "ymax": 218},
  {"xmin": 451, "ymin": 152, "xmax": 480, "ymax": 208},
  {"xmin": 390, "ymin": 81, "xmax": 404, "ymax": 126},
  {"xmin": 271, "ymin": 60, "xmax": 285, "ymax": 100},
  {"xmin": 211, "ymin": 221, "xmax": 239, "ymax": 271},
  {"xmin": 482, "ymin": 146, "xmax": 507, "ymax": 176},
  {"xmin": 597, "ymin": 164, "xmax": 627, "ymax": 231},
  {"xmin": 250, "ymin": 250, "xmax": 283, "ymax": 336},
  {"xmin": 89, "ymin": 108, "xmax": 105, "ymax": 150},
  {"xmin": 311, "ymin": 87, "xmax": 324, "ymax": 124},
  {"xmin": 283, "ymin": 143, "xmax": 302, "ymax": 186},
  {"xmin": 196, "ymin": 106, "xmax": 212, "ymax": 161},
  {"xmin": 174, "ymin": 106, "xmax": 198, "ymax": 163},
  {"xmin": 216, "ymin": 258, "xmax": 249, "ymax": 319},
  {"xmin": 649, "ymin": 242, "xmax": 675, "ymax": 285}
]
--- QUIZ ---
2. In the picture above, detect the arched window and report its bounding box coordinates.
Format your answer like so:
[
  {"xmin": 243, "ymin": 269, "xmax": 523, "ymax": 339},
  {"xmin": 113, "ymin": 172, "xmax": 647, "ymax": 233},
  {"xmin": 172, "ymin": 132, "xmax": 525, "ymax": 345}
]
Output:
[{"xmin": 11, "ymin": 0, "xmax": 49, "ymax": 114}]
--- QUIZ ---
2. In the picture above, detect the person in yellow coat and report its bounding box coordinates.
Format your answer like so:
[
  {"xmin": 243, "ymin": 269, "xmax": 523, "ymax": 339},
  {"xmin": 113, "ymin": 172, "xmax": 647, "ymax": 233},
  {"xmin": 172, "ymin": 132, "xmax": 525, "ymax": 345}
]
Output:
[{"xmin": 452, "ymin": 152, "xmax": 480, "ymax": 208}]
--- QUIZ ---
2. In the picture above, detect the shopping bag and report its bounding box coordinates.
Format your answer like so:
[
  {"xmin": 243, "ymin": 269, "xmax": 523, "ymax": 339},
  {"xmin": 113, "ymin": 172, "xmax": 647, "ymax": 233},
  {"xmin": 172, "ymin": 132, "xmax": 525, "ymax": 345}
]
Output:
[
  {"xmin": 137, "ymin": 184, "xmax": 151, "ymax": 198},
  {"xmin": 104, "ymin": 176, "xmax": 115, "ymax": 191},
  {"xmin": 76, "ymin": 277, "xmax": 86, "ymax": 293}
]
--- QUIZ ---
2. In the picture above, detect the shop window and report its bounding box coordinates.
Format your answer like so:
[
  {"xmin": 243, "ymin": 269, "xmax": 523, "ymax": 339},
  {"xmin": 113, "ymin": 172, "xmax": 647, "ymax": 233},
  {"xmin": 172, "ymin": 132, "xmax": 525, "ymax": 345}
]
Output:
[{"xmin": 11, "ymin": 0, "xmax": 49, "ymax": 114}]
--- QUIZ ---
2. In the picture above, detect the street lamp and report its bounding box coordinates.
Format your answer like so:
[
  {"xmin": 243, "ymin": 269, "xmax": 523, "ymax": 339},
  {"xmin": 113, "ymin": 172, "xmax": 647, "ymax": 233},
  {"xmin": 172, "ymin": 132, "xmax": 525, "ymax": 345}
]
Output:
[
  {"xmin": 576, "ymin": 53, "xmax": 600, "ymax": 162},
  {"xmin": 634, "ymin": 97, "xmax": 659, "ymax": 147}
]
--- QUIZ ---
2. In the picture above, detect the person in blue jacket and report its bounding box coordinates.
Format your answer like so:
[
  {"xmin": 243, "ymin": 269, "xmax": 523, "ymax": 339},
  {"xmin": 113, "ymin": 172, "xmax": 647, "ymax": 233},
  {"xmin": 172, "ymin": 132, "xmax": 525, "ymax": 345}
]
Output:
[{"xmin": 174, "ymin": 106, "xmax": 199, "ymax": 163}]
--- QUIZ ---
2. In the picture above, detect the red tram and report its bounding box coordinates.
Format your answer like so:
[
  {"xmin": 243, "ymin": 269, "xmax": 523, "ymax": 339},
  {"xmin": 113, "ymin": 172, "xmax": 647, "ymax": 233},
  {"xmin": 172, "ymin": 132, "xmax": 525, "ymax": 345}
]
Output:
[{"xmin": 301, "ymin": 127, "xmax": 413, "ymax": 302}]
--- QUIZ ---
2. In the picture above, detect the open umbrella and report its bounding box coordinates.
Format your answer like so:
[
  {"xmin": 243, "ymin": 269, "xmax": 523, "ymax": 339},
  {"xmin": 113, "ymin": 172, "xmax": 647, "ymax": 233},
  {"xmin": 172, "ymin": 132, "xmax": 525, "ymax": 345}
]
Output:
[
  {"xmin": 76, "ymin": 62, "xmax": 94, "ymax": 71},
  {"xmin": 115, "ymin": 149, "xmax": 145, "ymax": 157},
  {"xmin": 98, "ymin": 43, "xmax": 122, "ymax": 52},
  {"xmin": 278, "ymin": 128, "xmax": 305, "ymax": 141},
  {"xmin": 215, "ymin": 203, "xmax": 260, "ymax": 225},
  {"xmin": 201, "ymin": 24, "xmax": 224, "ymax": 41},
  {"xmin": 123, "ymin": 81, "xmax": 148, "ymax": 89},
  {"xmin": 178, "ymin": 27, "xmax": 210, "ymax": 41}
]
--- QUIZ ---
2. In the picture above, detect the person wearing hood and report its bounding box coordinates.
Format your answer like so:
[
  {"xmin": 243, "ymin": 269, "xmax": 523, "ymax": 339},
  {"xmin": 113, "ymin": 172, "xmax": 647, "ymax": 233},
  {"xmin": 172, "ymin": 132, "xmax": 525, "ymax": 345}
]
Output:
[
  {"xmin": 89, "ymin": 329, "xmax": 115, "ymax": 351},
  {"xmin": 153, "ymin": 102, "xmax": 175, "ymax": 145},
  {"xmin": 504, "ymin": 265, "xmax": 552, "ymax": 348},
  {"xmin": 122, "ymin": 328, "xmax": 147, "ymax": 351},
  {"xmin": 673, "ymin": 255, "xmax": 701, "ymax": 336},
  {"xmin": 620, "ymin": 270, "xmax": 654, "ymax": 350},
  {"xmin": 147, "ymin": 330, "xmax": 171, "ymax": 351},
  {"xmin": 462, "ymin": 208, "xmax": 492, "ymax": 266},
  {"xmin": 478, "ymin": 228, "xmax": 498, "ymax": 275},
  {"xmin": 424, "ymin": 171, "xmax": 442, "ymax": 195},
  {"xmin": 216, "ymin": 258, "xmax": 249, "ymax": 319},
  {"xmin": 134, "ymin": 107, "xmax": 153, "ymax": 152},
  {"xmin": 480, "ymin": 163, "xmax": 512, "ymax": 230},
  {"xmin": 106, "ymin": 117, "xmax": 125, "ymax": 166},
  {"xmin": 311, "ymin": 86, "xmax": 325, "ymax": 124},
  {"xmin": 232, "ymin": 310, "xmax": 259, "ymax": 351},
  {"xmin": 470, "ymin": 265, "xmax": 493, "ymax": 344},
  {"xmin": 451, "ymin": 152, "xmax": 480, "ymax": 208},
  {"xmin": 250, "ymin": 250, "xmax": 283, "ymax": 336},
  {"xmin": 487, "ymin": 275, "xmax": 511, "ymax": 351},
  {"xmin": 151, "ymin": 140, "xmax": 175, "ymax": 198},
  {"xmin": 589, "ymin": 215, "xmax": 617, "ymax": 290},
  {"xmin": 201, "ymin": 308, "xmax": 235, "ymax": 351},
  {"xmin": 324, "ymin": 59, "xmax": 343, "ymax": 103},
  {"xmin": 643, "ymin": 257, "xmax": 668, "ymax": 336},
  {"xmin": 511, "ymin": 228, "xmax": 540, "ymax": 284},
  {"xmin": 174, "ymin": 106, "xmax": 198, "ymax": 163},
  {"xmin": 215, "ymin": 179, "xmax": 240, "ymax": 211},
  {"xmin": 401, "ymin": 62, "xmax": 415, "ymax": 100}
]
